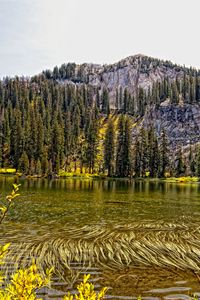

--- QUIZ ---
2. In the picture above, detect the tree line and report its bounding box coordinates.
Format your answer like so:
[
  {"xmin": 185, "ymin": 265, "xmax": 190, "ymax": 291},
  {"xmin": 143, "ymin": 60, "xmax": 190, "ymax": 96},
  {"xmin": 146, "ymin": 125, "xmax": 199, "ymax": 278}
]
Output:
[
  {"xmin": 0, "ymin": 64, "xmax": 200, "ymax": 177},
  {"xmin": 104, "ymin": 116, "xmax": 200, "ymax": 178}
]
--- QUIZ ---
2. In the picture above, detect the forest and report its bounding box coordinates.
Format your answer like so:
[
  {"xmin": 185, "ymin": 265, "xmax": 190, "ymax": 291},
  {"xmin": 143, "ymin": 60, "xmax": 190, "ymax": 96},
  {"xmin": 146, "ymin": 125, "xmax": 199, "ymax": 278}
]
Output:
[{"xmin": 0, "ymin": 57, "xmax": 200, "ymax": 178}]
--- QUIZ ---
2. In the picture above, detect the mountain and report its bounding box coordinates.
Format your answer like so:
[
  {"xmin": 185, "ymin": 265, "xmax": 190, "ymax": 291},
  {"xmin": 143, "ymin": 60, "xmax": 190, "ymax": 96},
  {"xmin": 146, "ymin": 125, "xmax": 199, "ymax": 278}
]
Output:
[
  {"xmin": 43, "ymin": 54, "xmax": 200, "ymax": 147},
  {"xmin": 0, "ymin": 54, "xmax": 200, "ymax": 177},
  {"xmin": 44, "ymin": 54, "xmax": 189, "ymax": 109}
]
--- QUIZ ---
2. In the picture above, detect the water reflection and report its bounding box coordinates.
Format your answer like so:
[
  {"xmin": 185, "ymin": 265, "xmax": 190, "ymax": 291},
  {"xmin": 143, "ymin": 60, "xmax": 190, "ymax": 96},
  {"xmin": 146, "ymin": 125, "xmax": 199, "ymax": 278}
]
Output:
[{"xmin": 0, "ymin": 176, "xmax": 199, "ymax": 231}]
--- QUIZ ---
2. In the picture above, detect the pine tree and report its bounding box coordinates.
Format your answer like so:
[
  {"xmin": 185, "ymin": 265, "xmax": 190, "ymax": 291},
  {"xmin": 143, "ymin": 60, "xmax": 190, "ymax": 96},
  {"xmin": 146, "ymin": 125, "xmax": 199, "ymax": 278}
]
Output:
[
  {"xmin": 115, "ymin": 115, "xmax": 132, "ymax": 177},
  {"xmin": 176, "ymin": 149, "xmax": 185, "ymax": 177},
  {"xmin": 159, "ymin": 129, "xmax": 169, "ymax": 177},
  {"xmin": 41, "ymin": 147, "xmax": 49, "ymax": 175},
  {"xmin": 85, "ymin": 112, "xmax": 99, "ymax": 173},
  {"xmin": 36, "ymin": 159, "xmax": 42, "ymax": 176},
  {"xmin": 29, "ymin": 159, "xmax": 35, "ymax": 176},
  {"xmin": 51, "ymin": 115, "xmax": 64, "ymax": 173},
  {"xmin": 102, "ymin": 88, "xmax": 110, "ymax": 115},
  {"xmin": 11, "ymin": 108, "xmax": 23, "ymax": 168},
  {"xmin": 104, "ymin": 120, "xmax": 115, "ymax": 176},
  {"xmin": 123, "ymin": 89, "xmax": 129, "ymax": 113},
  {"xmin": 196, "ymin": 148, "xmax": 200, "ymax": 178},
  {"xmin": 72, "ymin": 106, "xmax": 80, "ymax": 143},
  {"xmin": 133, "ymin": 137, "xmax": 141, "ymax": 177},
  {"xmin": 64, "ymin": 111, "xmax": 72, "ymax": 157},
  {"xmin": 140, "ymin": 128, "xmax": 148, "ymax": 177},
  {"xmin": 48, "ymin": 160, "xmax": 53, "ymax": 176},
  {"xmin": 148, "ymin": 127, "xmax": 159, "ymax": 177},
  {"xmin": 18, "ymin": 151, "xmax": 29, "ymax": 174},
  {"xmin": 0, "ymin": 121, "xmax": 3, "ymax": 168},
  {"xmin": 37, "ymin": 114, "xmax": 44, "ymax": 159}
]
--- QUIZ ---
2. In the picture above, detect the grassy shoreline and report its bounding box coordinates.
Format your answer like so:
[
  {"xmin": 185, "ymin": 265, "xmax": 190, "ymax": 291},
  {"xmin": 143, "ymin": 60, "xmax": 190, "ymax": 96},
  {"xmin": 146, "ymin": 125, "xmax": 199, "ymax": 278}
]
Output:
[{"xmin": 0, "ymin": 169, "xmax": 199, "ymax": 183}]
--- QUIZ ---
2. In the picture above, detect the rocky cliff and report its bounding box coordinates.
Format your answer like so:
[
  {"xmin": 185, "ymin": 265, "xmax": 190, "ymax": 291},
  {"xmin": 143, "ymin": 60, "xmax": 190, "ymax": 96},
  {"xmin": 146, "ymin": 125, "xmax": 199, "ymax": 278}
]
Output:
[{"xmin": 88, "ymin": 54, "xmax": 185, "ymax": 109}]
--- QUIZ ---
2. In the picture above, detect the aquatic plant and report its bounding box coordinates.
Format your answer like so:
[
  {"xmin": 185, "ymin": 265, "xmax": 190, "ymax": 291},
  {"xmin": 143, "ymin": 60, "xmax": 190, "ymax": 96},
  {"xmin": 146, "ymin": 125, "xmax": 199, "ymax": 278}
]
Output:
[{"xmin": 5, "ymin": 220, "xmax": 200, "ymax": 279}]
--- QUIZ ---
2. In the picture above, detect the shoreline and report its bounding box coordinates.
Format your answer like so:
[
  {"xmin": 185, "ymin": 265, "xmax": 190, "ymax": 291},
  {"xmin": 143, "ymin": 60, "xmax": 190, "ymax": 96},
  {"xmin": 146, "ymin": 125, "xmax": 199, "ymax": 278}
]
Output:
[{"xmin": 0, "ymin": 172, "xmax": 199, "ymax": 183}]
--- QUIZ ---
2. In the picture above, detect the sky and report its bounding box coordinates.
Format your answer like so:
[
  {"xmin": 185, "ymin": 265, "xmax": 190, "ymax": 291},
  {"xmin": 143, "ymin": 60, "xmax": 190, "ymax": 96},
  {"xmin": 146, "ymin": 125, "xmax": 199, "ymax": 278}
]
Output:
[{"xmin": 0, "ymin": 0, "xmax": 200, "ymax": 78}]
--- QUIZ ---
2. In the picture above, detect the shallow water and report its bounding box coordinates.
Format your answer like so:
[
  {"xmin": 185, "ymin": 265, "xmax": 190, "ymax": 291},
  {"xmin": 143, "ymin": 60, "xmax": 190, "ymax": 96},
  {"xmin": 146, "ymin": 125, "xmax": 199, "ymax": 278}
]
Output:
[{"xmin": 1, "ymin": 177, "xmax": 200, "ymax": 299}]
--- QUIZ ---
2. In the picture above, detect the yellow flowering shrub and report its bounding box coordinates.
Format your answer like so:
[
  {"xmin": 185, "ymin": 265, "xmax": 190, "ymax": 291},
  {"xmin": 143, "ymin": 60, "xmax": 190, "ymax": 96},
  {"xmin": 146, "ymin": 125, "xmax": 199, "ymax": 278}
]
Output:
[
  {"xmin": 63, "ymin": 274, "xmax": 107, "ymax": 300},
  {"xmin": 0, "ymin": 184, "xmax": 21, "ymax": 224},
  {"xmin": 0, "ymin": 262, "xmax": 52, "ymax": 300},
  {"xmin": 0, "ymin": 243, "xmax": 10, "ymax": 288}
]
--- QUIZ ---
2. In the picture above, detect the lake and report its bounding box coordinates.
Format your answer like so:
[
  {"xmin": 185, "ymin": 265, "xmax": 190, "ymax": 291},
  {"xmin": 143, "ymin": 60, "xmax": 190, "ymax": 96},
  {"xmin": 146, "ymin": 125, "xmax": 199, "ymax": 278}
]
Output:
[{"xmin": 1, "ymin": 176, "xmax": 200, "ymax": 300}]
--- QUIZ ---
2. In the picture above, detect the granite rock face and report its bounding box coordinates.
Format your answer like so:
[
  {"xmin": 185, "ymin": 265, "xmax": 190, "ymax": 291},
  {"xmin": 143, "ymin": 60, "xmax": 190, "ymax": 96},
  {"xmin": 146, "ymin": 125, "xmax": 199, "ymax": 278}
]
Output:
[
  {"xmin": 87, "ymin": 54, "xmax": 184, "ymax": 109},
  {"xmin": 63, "ymin": 54, "xmax": 184, "ymax": 109},
  {"xmin": 142, "ymin": 103, "xmax": 200, "ymax": 148}
]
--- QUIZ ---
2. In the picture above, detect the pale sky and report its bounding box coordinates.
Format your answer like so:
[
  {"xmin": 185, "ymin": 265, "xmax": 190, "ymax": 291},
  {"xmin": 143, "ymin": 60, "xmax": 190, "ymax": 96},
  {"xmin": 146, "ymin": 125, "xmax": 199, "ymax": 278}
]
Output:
[{"xmin": 0, "ymin": 0, "xmax": 200, "ymax": 78}]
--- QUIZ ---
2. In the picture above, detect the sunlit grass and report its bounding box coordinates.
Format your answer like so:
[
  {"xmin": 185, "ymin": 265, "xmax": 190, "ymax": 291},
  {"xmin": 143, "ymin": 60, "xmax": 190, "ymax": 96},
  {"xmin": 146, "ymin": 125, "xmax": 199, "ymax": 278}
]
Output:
[
  {"xmin": 59, "ymin": 170, "xmax": 104, "ymax": 178},
  {"xmin": 0, "ymin": 168, "xmax": 16, "ymax": 174},
  {"xmin": 164, "ymin": 176, "xmax": 199, "ymax": 183}
]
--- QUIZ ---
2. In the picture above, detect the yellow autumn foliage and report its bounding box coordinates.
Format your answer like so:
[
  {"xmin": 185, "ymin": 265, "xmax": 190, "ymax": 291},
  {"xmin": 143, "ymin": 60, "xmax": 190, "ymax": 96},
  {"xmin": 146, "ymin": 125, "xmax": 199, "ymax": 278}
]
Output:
[
  {"xmin": 63, "ymin": 274, "xmax": 107, "ymax": 300},
  {"xmin": 0, "ymin": 262, "xmax": 52, "ymax": 300}
]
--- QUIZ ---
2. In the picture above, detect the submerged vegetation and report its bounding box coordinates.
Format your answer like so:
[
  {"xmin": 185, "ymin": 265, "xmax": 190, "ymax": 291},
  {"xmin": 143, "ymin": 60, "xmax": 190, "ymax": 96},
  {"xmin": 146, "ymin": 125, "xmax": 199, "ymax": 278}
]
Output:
[{"xmin": 6, "ymin": 222, "xmax": 200, "ymax": 275}]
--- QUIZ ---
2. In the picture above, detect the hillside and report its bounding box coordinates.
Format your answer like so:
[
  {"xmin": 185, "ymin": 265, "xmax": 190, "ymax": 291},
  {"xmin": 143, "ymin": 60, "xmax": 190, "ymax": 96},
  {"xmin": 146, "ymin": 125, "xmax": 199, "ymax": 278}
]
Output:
[
  {"xmin": 0, "ymin": 54, "xmax": 200, "ymax": 177},
  {"xmin": 43, "ymin": 54, "xmax": 200, "ymax": 145}
]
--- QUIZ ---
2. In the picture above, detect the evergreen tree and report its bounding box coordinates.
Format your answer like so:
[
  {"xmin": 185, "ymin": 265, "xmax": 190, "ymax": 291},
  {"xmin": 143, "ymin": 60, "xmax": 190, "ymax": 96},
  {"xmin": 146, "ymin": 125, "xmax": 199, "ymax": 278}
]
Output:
[
  {"xmin": 148, "ymin": 127, "xmax": 159, "ymax": 177},
  {"xmin": 85, "ymin": 112, "xmax": 99, "ymax": 173},
  {"xmin": 133, "ymin": 137, "xmax": 141, "ymax": 177},
  {"xmin": 123, "ymin": 89, "xmax": 129, "ymax": 113},
  {"xmin": 51, "ymin": 116, "xmax": 64, "ymax": 173},
  {"xmin": 115, "ymin": 115, "xmax": 132, "ymax": 177},
  {"xmin": 29, "ymin": 159, "xmax": 35, "ymax": 176},
  {"xmin": 196, "ymin": 148, "xmax": 200, "ymax": 178},
  {"xmin": 11, "ymin": 108, "xmax": 23, "ymax": 168},
  {"xmin": 102, "ymin": 88, "xmax": 110, "ymax": 115},
  {"xmin": 0, "ymin": 121, "xmax": 3, "ymax": 168},
  {"xmin": 159, "ymin": 129, "xmax": 169, "ymax": 177},
  {"xmin": 140, "ymin": 127, "xmax": 148, "ymax": 177},
  {"xmin": 104, "ymin": 120, "xmax": 115, "ymax": 176},
  {"xmin": 41, "ymin": 147, "xmax": 49, "ymax": 175},
  {"xmin": 48, "ymin": 160, "xmax": 53, "ymax": 176},
  {"xmin": 18, "ymin": 151, "xmax": 29, "ymax": 174},
  {"xmin": 36, "ymin": 159, "xmax": 42, "ymax": 176},
  {"xmin": 176, "ymin": 150, "xmax": 185, "ymax": 176}
]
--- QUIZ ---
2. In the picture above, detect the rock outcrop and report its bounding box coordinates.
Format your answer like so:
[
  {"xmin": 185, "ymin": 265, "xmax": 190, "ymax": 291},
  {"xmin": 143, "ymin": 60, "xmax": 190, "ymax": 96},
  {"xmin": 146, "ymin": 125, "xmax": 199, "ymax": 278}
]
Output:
[{"xmin": 88, "ymin": 54, "xmax": 184, "ymax": 109}]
